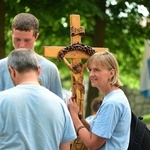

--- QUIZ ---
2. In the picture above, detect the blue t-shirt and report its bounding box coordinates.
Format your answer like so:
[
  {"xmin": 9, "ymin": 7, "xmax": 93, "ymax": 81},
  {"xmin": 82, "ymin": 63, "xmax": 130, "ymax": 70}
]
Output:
[
  {"xmin": 91, "ymin": 89, "xmax": 131, "ymax": 150},
  {"xmin": 85, "ymin": 115, "xmax": 96, "ymax": 124},
  {"xmin": 0, "ymin": 84, "xmax": 76, "ymax": 150},
  {"xmin": 0, "ymin": 56, "xmax": 63, "ymax": 99}
]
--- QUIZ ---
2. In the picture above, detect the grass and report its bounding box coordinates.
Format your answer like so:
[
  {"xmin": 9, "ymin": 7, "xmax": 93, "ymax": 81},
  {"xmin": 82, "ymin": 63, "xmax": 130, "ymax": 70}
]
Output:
[{"xmin": 143, "ymin": 114, "xmax": 150, "ymax": 124}]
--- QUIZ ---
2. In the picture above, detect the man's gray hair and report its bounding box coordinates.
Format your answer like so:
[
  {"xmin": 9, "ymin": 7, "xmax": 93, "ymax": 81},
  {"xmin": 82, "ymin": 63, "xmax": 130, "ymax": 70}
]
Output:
[{"xmin": 7, "ymin": 49, "xmax": 38, "ymax": 73}]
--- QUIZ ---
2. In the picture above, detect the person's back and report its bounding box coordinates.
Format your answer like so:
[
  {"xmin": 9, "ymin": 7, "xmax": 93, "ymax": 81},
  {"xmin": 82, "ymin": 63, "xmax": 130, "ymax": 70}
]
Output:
[
  {"xmin": 0, "ymin": 85, "xmax": 76, "ymax": 150},
  {"xmin": 0, "ymin": 49, "xmax": 76, "ymax": 150}
]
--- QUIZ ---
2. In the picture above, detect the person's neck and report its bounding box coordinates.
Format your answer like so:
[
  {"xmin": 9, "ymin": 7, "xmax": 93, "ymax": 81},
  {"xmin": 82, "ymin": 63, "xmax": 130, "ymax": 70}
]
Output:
[
  {"xmin": 104, "ymin": 85, "xmax": 119, "ymax": 96},
  {"xmin": 19, "ymin": 81, "xmax": 39, "ymax": 85},
  {"xmin": 14, "ymin": 71, "xmax": 40, "ymax": 86}
]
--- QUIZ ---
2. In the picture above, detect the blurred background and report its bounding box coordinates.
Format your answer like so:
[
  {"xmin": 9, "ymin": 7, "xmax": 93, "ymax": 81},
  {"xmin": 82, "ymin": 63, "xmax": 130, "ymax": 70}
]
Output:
[{"xmin": 0, "ymin": 0, "xmax": 150, "ymax": 124}]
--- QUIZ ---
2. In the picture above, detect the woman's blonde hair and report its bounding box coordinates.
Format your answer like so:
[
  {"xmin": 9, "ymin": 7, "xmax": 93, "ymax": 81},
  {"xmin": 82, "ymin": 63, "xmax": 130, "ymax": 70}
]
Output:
[{"xmin": 87, "ymin": 51, "xmax": 123, "ymax": 87}]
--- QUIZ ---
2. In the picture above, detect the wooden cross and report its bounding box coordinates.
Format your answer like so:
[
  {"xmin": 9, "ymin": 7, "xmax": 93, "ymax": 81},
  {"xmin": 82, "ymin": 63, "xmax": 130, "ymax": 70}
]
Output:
[{"xmin": 43, "ymin": 14, "xmax": 108, "ymax": 150}]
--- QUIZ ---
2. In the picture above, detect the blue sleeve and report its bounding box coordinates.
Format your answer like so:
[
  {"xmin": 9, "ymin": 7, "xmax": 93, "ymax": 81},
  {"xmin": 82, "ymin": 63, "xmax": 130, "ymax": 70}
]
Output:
[{"xmin": 92, "ymin": 103, "xmax": 120, "ymax": 138}]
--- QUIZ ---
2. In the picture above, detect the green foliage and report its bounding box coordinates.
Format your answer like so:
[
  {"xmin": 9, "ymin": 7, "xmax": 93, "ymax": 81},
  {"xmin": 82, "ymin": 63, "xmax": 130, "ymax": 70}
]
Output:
[
  {"xmin": 143, "ymin": 114, "xmax": 150, "ymax": 124},
  {"xmin": 3, "ymin": 0, "xmax": 150, "ymax": 91}
]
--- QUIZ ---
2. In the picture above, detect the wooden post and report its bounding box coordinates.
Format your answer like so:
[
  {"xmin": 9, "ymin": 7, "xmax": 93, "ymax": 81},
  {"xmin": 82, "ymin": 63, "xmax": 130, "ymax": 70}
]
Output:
[{"xmin": 43, "ymin": 14, "xmax": 108, "ymax": 150}]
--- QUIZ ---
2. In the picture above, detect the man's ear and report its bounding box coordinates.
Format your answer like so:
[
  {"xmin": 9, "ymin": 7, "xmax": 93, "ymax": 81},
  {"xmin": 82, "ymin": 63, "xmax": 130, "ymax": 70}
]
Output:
[
  {"xmin": 37, "ymin": 66, "xmax": 41, "ymax": 76},
  {"xmin": 8, "ymin": 66, "xmax": 16, "ymax": 79}
]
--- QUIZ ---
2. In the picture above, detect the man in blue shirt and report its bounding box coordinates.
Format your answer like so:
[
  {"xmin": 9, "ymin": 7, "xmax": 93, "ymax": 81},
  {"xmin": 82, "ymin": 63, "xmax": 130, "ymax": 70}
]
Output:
[{"xmin": 0, "ymin": 49, "xmax": 76, "ymax": 150}]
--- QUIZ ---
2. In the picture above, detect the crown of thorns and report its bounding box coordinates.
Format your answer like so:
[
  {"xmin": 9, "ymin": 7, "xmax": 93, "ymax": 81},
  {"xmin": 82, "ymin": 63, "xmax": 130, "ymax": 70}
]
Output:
[{"xmin": 57, "ymin": 42, "xmax": 96, "ymax": 61}]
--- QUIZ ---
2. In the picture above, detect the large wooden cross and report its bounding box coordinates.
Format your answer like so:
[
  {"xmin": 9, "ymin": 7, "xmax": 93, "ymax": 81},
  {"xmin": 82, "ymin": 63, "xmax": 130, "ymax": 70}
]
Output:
[{"xmin": 43, "ymin": 14, "xmax": 108, "ymax": 150}]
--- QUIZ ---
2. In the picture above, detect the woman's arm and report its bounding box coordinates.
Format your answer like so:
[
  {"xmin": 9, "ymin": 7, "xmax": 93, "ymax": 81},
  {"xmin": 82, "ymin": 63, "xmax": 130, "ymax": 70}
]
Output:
[
  {"xmin": 68, "ymin": 97, "xmax": 106, "ymax": 149},
  {"xmin": 59, "ymin": 142, "xmax": 70, "ymax": 150}
]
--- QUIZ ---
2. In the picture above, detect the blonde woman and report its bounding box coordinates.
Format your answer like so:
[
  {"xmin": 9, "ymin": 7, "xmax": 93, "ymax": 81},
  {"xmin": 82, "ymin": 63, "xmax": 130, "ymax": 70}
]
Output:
[{"xmin": 69, "ymin": 51, "xmax": 131, "ymax": 150}]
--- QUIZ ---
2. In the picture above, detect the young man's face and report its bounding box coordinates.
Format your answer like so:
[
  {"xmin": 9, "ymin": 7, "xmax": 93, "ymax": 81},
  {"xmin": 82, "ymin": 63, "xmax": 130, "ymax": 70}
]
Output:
[{"xmin": 11, "ymin": 29, "xmax": 38, "ymax": 50}]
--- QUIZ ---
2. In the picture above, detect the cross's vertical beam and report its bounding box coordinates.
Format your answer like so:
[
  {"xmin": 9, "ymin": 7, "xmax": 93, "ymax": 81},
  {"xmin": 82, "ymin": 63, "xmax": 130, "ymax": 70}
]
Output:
[
  {"xmin": 70, "ymin": 15, "xmax": 81, "ymax": 43},
  {"xmin": 69, "ymin": 15, "xmax": 84, "ymax": 118},
  {"xmin": 69, "ymin": 14, "xmax": 87, "ymax": 150}
]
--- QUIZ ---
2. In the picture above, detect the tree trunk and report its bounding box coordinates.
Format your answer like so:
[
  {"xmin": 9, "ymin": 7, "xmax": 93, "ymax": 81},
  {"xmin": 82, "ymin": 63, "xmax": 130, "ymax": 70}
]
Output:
[{"xmin": 85, "ymin": 0, "xmax": 106, "ymax": 117}]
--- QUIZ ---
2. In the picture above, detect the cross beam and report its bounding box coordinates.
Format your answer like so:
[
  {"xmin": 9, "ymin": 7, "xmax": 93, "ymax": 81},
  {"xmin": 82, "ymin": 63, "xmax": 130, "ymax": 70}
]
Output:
[{"xmin": 44, "ymin": 46, "xmax": 107, "ymax": 59}]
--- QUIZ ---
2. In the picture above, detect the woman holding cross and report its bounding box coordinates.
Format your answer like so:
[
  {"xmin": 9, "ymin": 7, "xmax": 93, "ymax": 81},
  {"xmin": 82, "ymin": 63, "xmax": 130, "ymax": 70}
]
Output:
[{"xmin": 68, "ymin": 51, "xmax": 131, "ymax": 150}]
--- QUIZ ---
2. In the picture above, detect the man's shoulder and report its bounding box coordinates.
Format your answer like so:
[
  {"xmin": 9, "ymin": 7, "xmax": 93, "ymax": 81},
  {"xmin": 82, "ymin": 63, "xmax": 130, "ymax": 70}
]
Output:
[
  {"xmin": 0, "ymin": 57, "xmax": 7, "ymax": 64},
  {"xmin": 0, "ymin": 87, "xmax": 15, "ymax": 99},
  {"xmin": 0, "ymin": 58, "xmax": 9, "ymax": 74},
  {"xmin": 39, "ymin": 56, "xmax": 58, "ymax": 69}
]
